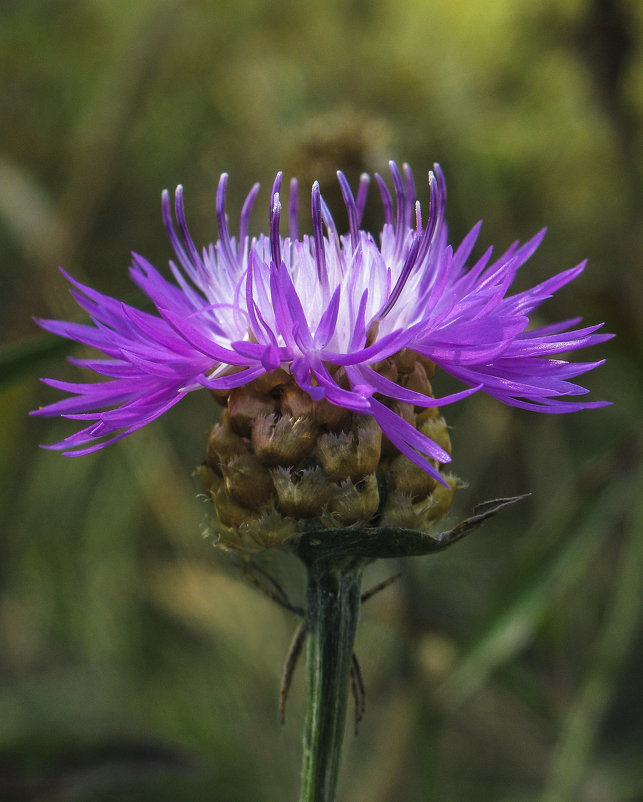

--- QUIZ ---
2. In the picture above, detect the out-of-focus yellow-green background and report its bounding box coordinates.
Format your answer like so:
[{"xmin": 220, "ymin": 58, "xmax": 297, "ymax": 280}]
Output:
[{"xmin": 1, "ymin": 1, "xmax": 641, "ymax": 799}]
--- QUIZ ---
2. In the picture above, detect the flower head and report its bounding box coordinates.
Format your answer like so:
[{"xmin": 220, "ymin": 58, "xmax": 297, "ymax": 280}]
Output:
[{"xmin": 33, "ymin": 162, "xmax": 611, "ymax": 486}]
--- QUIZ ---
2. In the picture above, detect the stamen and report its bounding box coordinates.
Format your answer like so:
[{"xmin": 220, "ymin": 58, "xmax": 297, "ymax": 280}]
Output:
[
  {"xmin": 337, "ymin": 171, "xmax": 359, "ymax": 251},
  {"xmin": 270, "ymin": 171, "xmax": 283, "ymax": 210},
  {"xmin": 238, "ymin": 182, "xmax": 260, "ymax": 259},
  {"xmin": 270, "ymin": 192, "xmax": 282, "ymax": 269},
  {"xmin": 175, "ymin": 185, "xmax": 206, "ymax": 273},
  {"xmin": 403, "ymin": 163, "xmax": 416, "ymax": 228},
  {"xmin": 321, "ymin": 194, "xmax": 344, "ymax": 277},
  {"xmin": 311, "ymin": 181, "xmax": 329, "ymax": 288},
  {"xmin": 431, "ymin": 163, "xmax": 447, "ymax": 245},
  {"xmin": 374, "ymin": 173, "xmax": 394, "ymax": 226},
  {"xmin": 355, "ymin": 173, "xmax": 370, "ymax": 226},
  {"xmin": 389, "ymin": 161, "xmax": 406, "ymax": 259},
  {"xmin": 288, "ymin": 177, "xmax": 299, "ymax": 240},
  {"xmin": 215, "ymin": 174, "xmax": 238, "ymax": 268},
  {"xmin": 433, "ymin": 162, "xmax": 447, "ymax": 211},
  {"xmin": 161, "ymin": 188, "xmax": 195, "ymax": 280},
  {"xmin": 320, "ymin": 195, "xmax": 338, "ymax": 241},
  {"xmin": 415, "ymin": 171, "xmax": 441, "ymax": 267},
  {"xmin": 245, "ymin": 253, "xmax": 275, "ymax": 345},
  {"xmin": 269, "ymin": 172, "xmax": 283, "ymax": 269},
  {"xmin": 377, "ymin": 235, "xmax": 421, "ymax": 320}
]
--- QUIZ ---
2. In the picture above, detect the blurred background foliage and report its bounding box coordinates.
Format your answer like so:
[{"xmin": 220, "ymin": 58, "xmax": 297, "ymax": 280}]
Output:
[{"xmin": 1, "ymin": 0, "xmax": 642, "ymax": 799}]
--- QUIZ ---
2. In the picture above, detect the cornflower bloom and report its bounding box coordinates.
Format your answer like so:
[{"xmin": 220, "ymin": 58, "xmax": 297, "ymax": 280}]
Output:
[{"xmin": 33, "ymin": 162, "xmax": 610, "ymax": 544}]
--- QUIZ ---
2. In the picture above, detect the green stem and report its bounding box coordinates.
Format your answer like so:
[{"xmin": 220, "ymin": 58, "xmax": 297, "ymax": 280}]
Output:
[{"xmin": 299, "ymin": 556, "xmax": 364, "ymax": 802}]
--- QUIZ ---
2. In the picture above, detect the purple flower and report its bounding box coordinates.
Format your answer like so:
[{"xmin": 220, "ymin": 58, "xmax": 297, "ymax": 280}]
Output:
[{"xmin": 33, "ymin": 162, "xmax": 611, "ymax": 482}]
